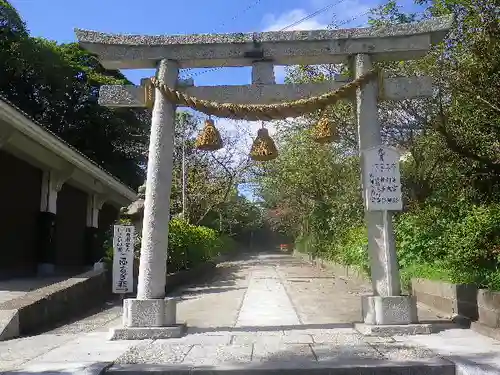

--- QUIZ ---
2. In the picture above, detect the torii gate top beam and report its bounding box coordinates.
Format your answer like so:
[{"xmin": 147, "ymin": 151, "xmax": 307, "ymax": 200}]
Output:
[{"xmin": 75, "ymin": 16, "xmax": 452, "ymax": 70}]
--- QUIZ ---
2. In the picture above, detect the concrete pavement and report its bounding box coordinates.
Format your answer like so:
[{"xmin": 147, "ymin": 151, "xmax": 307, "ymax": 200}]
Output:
[{"xmin": 1, "ymin": 252, "xmax": 500, "ymax": 374}]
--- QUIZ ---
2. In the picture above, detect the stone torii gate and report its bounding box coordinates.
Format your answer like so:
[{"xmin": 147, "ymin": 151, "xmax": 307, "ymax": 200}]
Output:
[{"xmin": 75, "ymin": 16, "xmax": 451, "ymax": 340}]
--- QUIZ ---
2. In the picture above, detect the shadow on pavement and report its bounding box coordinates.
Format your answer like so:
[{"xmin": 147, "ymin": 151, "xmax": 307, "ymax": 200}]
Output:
[{"xmin": 187, "ymin": 322, "xmax": 355, "ymax": 334}]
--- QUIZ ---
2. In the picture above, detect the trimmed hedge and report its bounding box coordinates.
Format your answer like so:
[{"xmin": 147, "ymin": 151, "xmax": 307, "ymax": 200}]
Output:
[
  {"xmin": 104, "ymin": 218, "xmax": 235, "ymax": 273},
  {"xmin": 167, "ymin": 218, "xmax": 234, "ymax": 272}
]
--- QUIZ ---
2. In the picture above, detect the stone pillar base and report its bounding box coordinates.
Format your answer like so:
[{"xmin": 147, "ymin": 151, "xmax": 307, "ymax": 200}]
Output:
[
  {"xmin": 109, "ymin": 325, "xmax": 186, "ymax": 340},
  {"xmin": 123, "ymin": 297, "xmax": 179, "ymax": 327},
  {"xmin": 109, "ymin": 297, "xmax": 185, "ymax": 341},
  {"xmin": 355, "ymin": 321, "xmax": 460, "ymax": 337},
  {"xmin": 361, "ymin": 295, "xmax": 418, "ymax": 325}
]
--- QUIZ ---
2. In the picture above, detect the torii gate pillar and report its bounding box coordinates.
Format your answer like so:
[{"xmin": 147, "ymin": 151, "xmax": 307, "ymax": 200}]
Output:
[
  {"xmin": 354, "ymin": 54, "xmax": 417, "ymax": 329},
  {"xmin": 117, "ymin": 59, "xmax": 185, "ymax": 340},
  {"xmin": 137, "ymin": 59, "xmax": 178, "ymax": 300}
]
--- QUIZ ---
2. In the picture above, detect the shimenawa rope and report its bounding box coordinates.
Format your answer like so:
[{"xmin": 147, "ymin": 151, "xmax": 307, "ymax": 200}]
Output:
[{"xmin": 148, "ymin": 68, "xmax": 379, "ymax": 121}]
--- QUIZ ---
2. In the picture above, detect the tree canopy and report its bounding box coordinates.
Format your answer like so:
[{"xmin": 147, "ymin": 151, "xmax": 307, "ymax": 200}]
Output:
[{"xmin": 1, "ymin": 0, "xmax": 149, "ymax": 188}]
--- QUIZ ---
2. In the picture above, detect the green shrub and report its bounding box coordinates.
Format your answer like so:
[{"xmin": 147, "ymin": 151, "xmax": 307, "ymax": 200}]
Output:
[
  {"xmin": 336, "ymin": 226, "xmax": 370, "ymax": 276},
  {"xmin": 399, "ymin": 261, "xmax": 452, "ymax": 291},
  {"xmin": 167, "ymin": 218, "xmax": 232, "ymax": 272},
  {"xmin": 294, "ymin": 231, "xmax": 327, "ymax": 258},
  {"xmin": 395, "ymin": 205, "xmax": 451, "ymax": 269},
  {"xmin": 104, "ymin": 218, "xmax": 235, "ymax": 274},
  {"xmin": 442, "ymin": 204, "xmax": 500, "ymax": 278},
  {"xmin": 294, "ymin": 224, "xmax": 370, "ymax": 276},
  {"xmin": 218, "ymin": 234, "xmax": 237, "ymax": 255},
  {"xmin": 396, "ymin": 202, "xmax": 500, "ymax": 290},
  {"xmin": 294, "ymin": 200, "xmax": 500, "ymax": 291}
]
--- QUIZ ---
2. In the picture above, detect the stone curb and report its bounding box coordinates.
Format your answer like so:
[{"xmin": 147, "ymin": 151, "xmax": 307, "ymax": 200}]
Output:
[
  {"xmin": 355, "ymin": 322, "xmax": 462, "ymax": 337},
  {"xmin": 103, "ymin": 358, "xmax": 455, "ymax": 375},
  {"xmin": 471, "ymin": 321, "xmax": 500, "ymax": 341},
  {"xmin": 1, "ymin": 361, "xmax": 113, "ymax": 375}
]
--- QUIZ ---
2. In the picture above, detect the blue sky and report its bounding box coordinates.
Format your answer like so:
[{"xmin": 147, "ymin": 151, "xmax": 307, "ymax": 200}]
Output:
[
  {"xmin": 11, "ymin": 0, "xmax": 423, "ymax": 200},
  {"xmin": 11, "ymin": 0, "xmax": 423, "ymax": 86}
]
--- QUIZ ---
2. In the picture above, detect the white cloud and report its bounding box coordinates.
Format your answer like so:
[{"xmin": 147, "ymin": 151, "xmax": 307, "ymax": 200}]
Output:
[
  {"xmin": 329, "ymin": 0, "xmax": 377, "ymax": 26},
  {"xmin": 262, "ymin": 8, "xmax": 329, "ymax": 84},
  {"xmin": 261, "ymin": 0, "xmax": 379, "ymax": 84},
  {"xmin": 262, "ymin": 0, "xmax": 380, "ymax": 35},
  {"xmin": 262, "ymin": 8, "xmax": 329, "ymax": 32}
]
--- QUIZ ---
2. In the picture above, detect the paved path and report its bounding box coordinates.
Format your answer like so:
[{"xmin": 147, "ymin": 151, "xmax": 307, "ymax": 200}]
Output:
[
  {"xmin": 1, "ymin": 252, "xmax": 500, "ymax": 374},
  {"xmin": 40, "ymin": 251, "xmax": 373, "ymax": 336}
]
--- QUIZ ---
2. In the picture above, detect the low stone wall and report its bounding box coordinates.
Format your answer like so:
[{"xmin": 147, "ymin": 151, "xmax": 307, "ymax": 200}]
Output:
[
  {"xmin": 166, "ymin": 252, "xmax": 234, "ymax": 289},
  {"xmin": 476, "ymin": 289, "xmax": 500, "ymax": 328},
  {"xmin": 411, "ymin": 278, "xmax": 500, "ymax": 339},
  {"xmin": 293, "ymin": 250, "xmax": 500, "ymax": 338},
  {"xmin": 469, "ymin": 289, "xmax": 500, "ymax": 340},
  {"xmin": 293, "ymin": 250, "xmax": 368, "ymax": 284},
  {"xmin": 411, "ymin": 278, "xmax": 478, "ymax": 322},
  {"xmin": 0, "ymin": 269, "xmax": 110, "ymax": 337}
]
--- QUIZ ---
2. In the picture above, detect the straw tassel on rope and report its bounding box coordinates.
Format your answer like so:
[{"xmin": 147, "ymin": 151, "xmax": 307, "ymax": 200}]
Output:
[
  {"xmin": 250, "ymin": 124, "xmax": 278, "ymax": 161},
  {"xmin": 312, "ymin": 112, "xmax": 339, "ymax": 144},
  {"xmin": 146, "ymin": 68, "xmax": 381, "ymax": 162},
  {"xmin": 195, "ymin": 118, "xmax": 223, "ymax": 151}
]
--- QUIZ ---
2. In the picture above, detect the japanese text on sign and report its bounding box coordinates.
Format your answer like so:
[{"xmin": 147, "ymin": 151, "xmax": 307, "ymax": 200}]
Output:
[
  {"xmin": 362, "ymin": 146, "xmax": 403, "ymax": 211},
  {"xmin": 112, "ymin": 224, "xmax": 135, "ymax": 294}
]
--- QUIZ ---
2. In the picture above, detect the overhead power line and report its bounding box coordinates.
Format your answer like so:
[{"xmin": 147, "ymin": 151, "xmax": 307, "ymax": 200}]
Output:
[
  {"xmin": 181, "ymin": 1, "xmax": 370, "ymax": 80},
  {"xmin": 180, "ymin": 0, "xmax": 264, "ymax": 77},
  {"xmin": 281, "ymin": 1, "xmax": 343, "ymax": 31}
]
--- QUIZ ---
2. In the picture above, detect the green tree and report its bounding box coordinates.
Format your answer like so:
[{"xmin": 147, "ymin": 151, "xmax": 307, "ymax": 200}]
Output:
[
  {"xmin": 0, "ymin": 0, "xmax": 27, "ymax": 37},
  {"xmin": 169, "ymin": 111, "xmax": 253, "ymax": 227},
  {"xmin": 1, "ymin": 1, "xmax": 149, "ymax": 187}
]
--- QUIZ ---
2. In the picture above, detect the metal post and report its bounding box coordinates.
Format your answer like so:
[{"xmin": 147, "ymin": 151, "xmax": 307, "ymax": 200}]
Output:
[{"xmin": 181, "ymin": 116, "xmax": 187, "ymax": 222}]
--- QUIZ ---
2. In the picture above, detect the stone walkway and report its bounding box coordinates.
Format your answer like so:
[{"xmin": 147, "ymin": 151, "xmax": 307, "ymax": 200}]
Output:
[{"xmin": 1, "ymin": 252, "xmax": 500, "ymax": 374}]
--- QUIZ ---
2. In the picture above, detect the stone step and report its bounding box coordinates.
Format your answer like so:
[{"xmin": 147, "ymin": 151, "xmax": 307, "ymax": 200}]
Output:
[
  {"xmin": 107, "ymin": 358, "xmax": 455, "ymax": 375},
  {"xmin": 105, "ymin": 340, "xmax": 456, "ymax": 375}
]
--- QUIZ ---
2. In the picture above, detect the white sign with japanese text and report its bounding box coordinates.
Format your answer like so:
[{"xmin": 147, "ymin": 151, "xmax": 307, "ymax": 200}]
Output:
[
  {"xmin": 112, "ymin": 225, "xmax": 135, "ymax": 294},
  {"xmin": 362, "ymin": 146, "xmax": 403, "ymax": 211}
]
